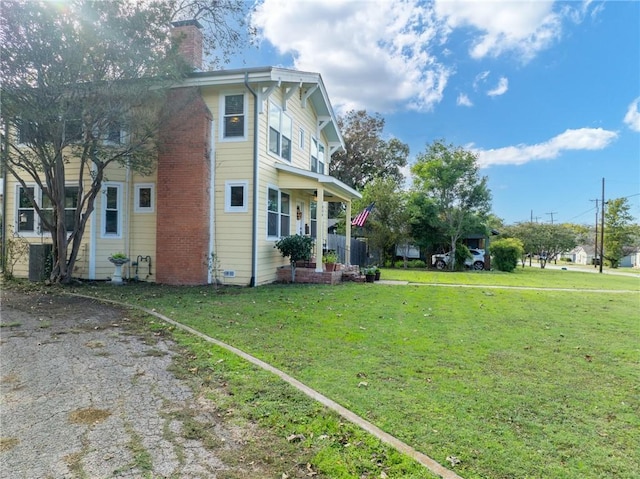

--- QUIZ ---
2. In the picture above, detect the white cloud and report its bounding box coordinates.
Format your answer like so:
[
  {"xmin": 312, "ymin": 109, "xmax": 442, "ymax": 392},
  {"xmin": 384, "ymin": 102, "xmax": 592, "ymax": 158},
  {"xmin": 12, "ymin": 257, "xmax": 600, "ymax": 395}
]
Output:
[
  {"xmin": 434, "ymin": 0, "xmax": 590, "ymax": 62},
  {"xmin": 623, "ymin": 97, "xmax": 640, "ymax": 132},
  {"xmin": 251, "ymin": 0, "xmax": 451, "ymax": 113},
  {"xmin": 487, "ymin": 77, "xmax": 508, "ymax": 97},
  {"xmin": 457, "ymin": 93, "xmax": 473, "ymax": 107},
  {"xmin": 474, "ymin": 128, "xmax": 619, "ymax": 167},
  {"xmin": 249, "ymin": 0, "xmax": 598, "ymax": 113}
]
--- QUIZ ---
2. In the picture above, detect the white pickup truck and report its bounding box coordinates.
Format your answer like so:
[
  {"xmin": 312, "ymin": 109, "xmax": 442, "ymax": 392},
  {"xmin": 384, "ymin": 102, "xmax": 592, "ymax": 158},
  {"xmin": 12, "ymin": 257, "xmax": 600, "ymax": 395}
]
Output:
[{"xmin": 431, "ymin": 249, "xmax": 486, "ymax": 270}]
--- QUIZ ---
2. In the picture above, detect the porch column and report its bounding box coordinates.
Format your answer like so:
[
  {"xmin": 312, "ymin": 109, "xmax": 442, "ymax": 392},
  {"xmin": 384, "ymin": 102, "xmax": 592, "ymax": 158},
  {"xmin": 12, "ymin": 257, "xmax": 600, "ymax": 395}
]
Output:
[
  {"xmin": 315, "ymin": 187, "xmax": 325, "ymax": 272},
  {"xmin": 345, "ymin": 201, "xmax": 352, "ymax": 265}
]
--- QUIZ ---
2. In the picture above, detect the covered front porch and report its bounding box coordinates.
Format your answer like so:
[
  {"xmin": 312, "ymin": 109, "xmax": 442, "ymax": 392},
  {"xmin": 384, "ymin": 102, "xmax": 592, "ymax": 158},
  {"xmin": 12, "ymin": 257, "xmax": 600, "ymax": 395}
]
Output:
[{"xmin": 276, "ymin": 163, "xmax": 362, "ymax": 272}]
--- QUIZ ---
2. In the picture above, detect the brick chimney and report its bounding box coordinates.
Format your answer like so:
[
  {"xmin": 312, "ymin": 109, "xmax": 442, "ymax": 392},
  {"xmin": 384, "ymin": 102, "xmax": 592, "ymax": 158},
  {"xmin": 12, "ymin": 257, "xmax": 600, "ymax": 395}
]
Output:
[{"xmin": 171, "ymin": 19, "xmax": 203, "ymax": 71}]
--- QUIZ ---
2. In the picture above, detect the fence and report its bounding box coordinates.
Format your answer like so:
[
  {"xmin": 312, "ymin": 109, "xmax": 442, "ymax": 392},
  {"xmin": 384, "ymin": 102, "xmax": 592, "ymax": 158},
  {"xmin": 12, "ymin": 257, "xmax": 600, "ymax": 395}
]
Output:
[{"xmin": 326, "ymin": 234, "xmax": 368, "ymax": 266}]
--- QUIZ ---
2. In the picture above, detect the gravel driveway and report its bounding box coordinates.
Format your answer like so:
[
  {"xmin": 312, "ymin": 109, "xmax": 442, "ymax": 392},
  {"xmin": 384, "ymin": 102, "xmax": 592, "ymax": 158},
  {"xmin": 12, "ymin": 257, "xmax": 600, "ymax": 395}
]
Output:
[{"xmin": 0, "ymin": 290, "xmax": 270, "ymax": 478}]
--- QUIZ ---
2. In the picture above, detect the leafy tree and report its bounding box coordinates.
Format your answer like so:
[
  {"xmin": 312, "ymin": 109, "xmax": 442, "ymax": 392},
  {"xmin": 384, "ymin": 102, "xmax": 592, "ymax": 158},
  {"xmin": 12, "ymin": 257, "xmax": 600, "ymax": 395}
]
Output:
[
  {"xmin": 503, "ymin": 223, "xmax": 577, "ymax": 268},
  {"xmin": 491, "ymin": 237, "xmax": 523, "ymax": 272},
  {"xmin": 411, "ymin": 140, "xmax": 492, "ymax": 270},
  {"xmin": 351, "ymin": 177, "xmax": 410, "ymax": 266},
  {"xmin": 603, "ymin": 197, "xmax": 634, "ymax": 268},
  {"xmin": 330, "ymin": 110, "xmax": 409, "ymax": 191},
  {"xmin": 274, "ymin": 234, "xmax": 314, "ymax": 283},
  {"xmin": 406, "ymin": 192, "xmax": 446, "ymax": 256},
  {"xmin": 1, "ymin": 0, "xmax": 248, "ymax": 284}
]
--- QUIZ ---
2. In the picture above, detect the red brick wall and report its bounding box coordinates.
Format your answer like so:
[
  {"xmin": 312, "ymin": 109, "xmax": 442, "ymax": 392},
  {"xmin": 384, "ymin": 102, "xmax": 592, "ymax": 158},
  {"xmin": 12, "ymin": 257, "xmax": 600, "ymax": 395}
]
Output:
[
  {"xmin": 156, "ymin": 88, "xmax": 212, "ymax": 285},
  {"xmin": 171, "ymin": 20, "xmax": 203, "ymax": 70}
]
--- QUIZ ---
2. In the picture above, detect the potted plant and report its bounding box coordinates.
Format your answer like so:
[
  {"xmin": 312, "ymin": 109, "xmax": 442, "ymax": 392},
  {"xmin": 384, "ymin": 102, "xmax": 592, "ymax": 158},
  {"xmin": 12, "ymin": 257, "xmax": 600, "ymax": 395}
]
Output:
[
  {"xmin": 362, "ymin": 266, "xmax": 377, "ymax": 283},
  {"xmin": 374, "ymin": 265, "xmax": 381, "ymax": 281},
  {"xmin": 322, "ymin": 251, "xmax": 339, "ymax": 272},
  {"xmin": 107, "ymin": 252, "xmax": 129, "ymax": 284}
]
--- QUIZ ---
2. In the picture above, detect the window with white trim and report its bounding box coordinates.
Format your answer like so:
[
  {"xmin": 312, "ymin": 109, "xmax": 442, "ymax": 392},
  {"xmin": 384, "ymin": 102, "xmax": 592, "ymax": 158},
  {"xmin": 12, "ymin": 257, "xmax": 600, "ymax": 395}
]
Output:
[
  {"xmin": 311, "ymin": 138, "xmax": 325, "ymax": 174},
  {"xmin": 16, "ymin": 185, "xmax": 36, "ymax": 233},
  {"xmin": 41, "ymin": 186, "xmax": 79, "ymax": 231},
  {"xmin": 225, "ymin": 180, "xmax": 248, "ymax": 213},
  {"xmin": 134, "ymin": 183, "xmax": 155, "ymax": 213},
  {"xmin": 221, "ymin": 93, "xmax": 246, "ymax": 140},
  {"xmin": 102, "ymin": 183, "xmax": 122, "ymax": 237},
  {"xmin": 267, "ymin": 187, "xmax": 290, "ymax": 238},
  {"xmin": 310, "ymin": 201, "xmax": 317, "ymax": 239},
  {"xmin": 268, "ymin": 102, "xmax": 292, "ymax": 161},
  {"xmin": 15, "ymin": 185, "xmax": 78, "ymax": 234}
]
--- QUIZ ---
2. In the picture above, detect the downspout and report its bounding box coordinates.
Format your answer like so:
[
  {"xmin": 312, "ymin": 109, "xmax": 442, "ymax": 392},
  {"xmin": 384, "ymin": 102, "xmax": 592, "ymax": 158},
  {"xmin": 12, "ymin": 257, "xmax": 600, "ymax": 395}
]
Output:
[
  {"xmin": 208, "ymin": 116, "xmax": 215, "ymax": 284},
  {"xmin": 244, "ymin": 72, "xmax": 259, "ymax": 287},
  {"xmin": 1, "ymin": 121, "xmax": 8, "ymax": 273}
]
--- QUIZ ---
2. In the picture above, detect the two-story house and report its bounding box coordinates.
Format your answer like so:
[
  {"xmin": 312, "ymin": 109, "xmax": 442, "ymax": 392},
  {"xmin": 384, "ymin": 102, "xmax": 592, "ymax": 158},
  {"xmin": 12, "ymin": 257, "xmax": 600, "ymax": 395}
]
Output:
[{"xmin": 1, "ymin": 20, "xmax": 361, "ymax": 286}]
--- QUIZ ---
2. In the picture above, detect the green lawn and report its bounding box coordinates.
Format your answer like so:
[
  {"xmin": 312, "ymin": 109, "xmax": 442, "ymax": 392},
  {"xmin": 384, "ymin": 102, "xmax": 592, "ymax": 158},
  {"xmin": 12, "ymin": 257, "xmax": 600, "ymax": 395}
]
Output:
[{"xmin": 77, "ymin": 269, "xmax": 639, "ymax": 478}]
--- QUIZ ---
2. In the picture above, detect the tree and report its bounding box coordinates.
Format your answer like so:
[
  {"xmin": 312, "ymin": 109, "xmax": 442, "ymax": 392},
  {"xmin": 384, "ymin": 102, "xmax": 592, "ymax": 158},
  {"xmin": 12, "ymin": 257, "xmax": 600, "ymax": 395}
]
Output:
[
  {"xmin": 274, "ymin": 235, "xmax": 314, "ymax": 283},
  {"xmin": 353, "ymin": 177, "xmax": 411, "ymax": 266},
  {"xmin": 603, "ymin": 197, "xmax": 634, "ymax": 268},
  {"xmin": 411, "ymin": 140, "xmax": 492, "ymax": 270},
  {"xmin": 330, "ymin": 110, "xmax": 409, "ymax": 191},
  {"xmin": 503, "ymin": 223, "xmax": 577, "ymax": 268},
  {"xmin": 1, "ymin": 0, "xmax": 248, "ymax": 283}
]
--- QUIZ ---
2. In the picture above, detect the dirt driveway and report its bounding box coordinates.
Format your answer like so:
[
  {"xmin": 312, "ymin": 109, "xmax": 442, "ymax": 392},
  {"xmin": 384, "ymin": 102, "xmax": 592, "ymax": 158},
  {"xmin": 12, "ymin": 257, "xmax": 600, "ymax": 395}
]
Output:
[{"xmin": 0, "ymin": 289, "xmax": 298, "ymax": 478}]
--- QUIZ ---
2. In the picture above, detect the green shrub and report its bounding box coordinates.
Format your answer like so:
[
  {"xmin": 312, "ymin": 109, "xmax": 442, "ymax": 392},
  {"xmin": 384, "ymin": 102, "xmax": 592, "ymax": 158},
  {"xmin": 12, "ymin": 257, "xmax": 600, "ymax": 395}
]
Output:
[
  {"xmin": 408, "ymin": 259, "xmax": 426, "ymax": 268},
  {"xmin": 491, "ymin": 238, "xmax": 524, "ymax": 272},
  {"xmin": 454, "ymin": 244, "xmax": 471, "ymax": 270},
  {"xmin": 274, "ymin": 235, "xmax": 314, "ymax": 282}
]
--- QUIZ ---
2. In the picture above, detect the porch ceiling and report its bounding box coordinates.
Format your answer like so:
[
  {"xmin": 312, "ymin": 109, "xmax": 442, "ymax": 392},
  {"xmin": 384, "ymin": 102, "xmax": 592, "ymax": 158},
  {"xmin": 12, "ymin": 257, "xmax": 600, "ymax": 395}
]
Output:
[{"xmin": 275, "ymin": 163, "xmax": 361, "ymax": 202}]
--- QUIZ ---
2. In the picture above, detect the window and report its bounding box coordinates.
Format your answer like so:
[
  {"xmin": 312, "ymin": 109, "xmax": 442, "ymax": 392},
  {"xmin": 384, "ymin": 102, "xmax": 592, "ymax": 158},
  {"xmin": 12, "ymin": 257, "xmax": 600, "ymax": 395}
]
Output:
[
  {"xmin": 267, "ymin": 187, "xmax": 290, "ymax": 238},
  {"xmin": 102, "ymin": 183, "xmax": 122, "ymax": 237},
  {"xmin": 310, "ymin": 201, "xmax": 317, "ymax": 239},
  {"xmin": 299, "ymin": 128, "xmax": 305, "ymax": 149},
  {"xmin": 225, "ymin": 181, "xmax": 248, "ymax": 213},
  {"xmin": 221, "ymin": 93, "xmax": 246, "ymax": 139},
  {"xmin": 41, "ymin": 186, "xmax": 79, "ymax": 231},
  {"xmin": 268, "ymin": 102, "xmax": 292, "ymax": 161},
  {"xmin": 17, "ymin": 119, "xmax": 38, "ymax": 145},
  {"xmin": 17, "ymin": 186, "xmax": 36, "ymax": 233},
  {"xmin": 15, "ymin": 185, "xmax": 78, "ymax": 234},
  {"xmin": 311, "ymin": 138, "xmax": 325, "ymax": 174},
  {"xmin": 134, "ymin": 183, "xmax": 155, "ymax": 213}
]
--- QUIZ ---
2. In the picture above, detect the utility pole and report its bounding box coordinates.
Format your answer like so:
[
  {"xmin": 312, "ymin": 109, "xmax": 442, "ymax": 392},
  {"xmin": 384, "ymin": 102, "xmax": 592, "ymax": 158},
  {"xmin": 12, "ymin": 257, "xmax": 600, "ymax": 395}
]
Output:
[
  {"xmin": 590, "ymin": 199, "xmax": 599, "ymax": 268},
  {"xmin": 599, "ymin": 178, "xmax": 605, "ymax": 274},
  {"xmin": 546, "ymin": 212, "xmax": 558, "ymax": 224}
]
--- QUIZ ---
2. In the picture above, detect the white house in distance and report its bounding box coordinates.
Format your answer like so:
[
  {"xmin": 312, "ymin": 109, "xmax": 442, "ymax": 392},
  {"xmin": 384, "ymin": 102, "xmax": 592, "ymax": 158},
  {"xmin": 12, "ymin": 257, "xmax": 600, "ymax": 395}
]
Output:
[{"xmin": 2, "ymin": 20, "xmax": 361, "ymax": 286}]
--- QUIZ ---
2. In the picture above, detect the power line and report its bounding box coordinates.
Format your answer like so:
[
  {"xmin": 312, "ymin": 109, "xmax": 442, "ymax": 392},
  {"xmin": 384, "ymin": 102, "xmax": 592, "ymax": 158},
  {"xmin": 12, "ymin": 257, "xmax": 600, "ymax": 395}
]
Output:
[{"xmin": 546, "ymin": 211, "xmax": 558, "ymax": 224}]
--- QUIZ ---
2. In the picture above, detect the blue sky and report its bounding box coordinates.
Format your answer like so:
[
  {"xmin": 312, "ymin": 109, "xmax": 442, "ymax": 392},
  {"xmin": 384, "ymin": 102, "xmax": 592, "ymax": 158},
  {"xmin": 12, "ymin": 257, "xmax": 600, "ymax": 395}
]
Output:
[{"xmin": 225, "ymin": 0, "xmax": 639, "ymax": 225}]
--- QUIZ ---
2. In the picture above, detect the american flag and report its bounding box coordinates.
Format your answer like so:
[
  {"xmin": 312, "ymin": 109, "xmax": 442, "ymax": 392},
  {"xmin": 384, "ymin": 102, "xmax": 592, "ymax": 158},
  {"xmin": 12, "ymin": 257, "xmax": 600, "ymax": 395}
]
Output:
[{"xmin": 351, "ymin": 202, "xmax": 375, "ymax": 227}]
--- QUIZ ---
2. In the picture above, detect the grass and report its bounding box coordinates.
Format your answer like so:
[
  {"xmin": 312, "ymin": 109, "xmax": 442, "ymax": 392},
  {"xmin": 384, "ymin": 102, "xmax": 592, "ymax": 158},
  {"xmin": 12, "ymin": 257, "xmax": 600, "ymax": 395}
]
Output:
[
  {"xmin": 34, "ymin": 269, "xmax": 640, "ymax": 478},
  {"xmin": 381, "ymin": 264, "xmax": 640, "ymax": 290}
]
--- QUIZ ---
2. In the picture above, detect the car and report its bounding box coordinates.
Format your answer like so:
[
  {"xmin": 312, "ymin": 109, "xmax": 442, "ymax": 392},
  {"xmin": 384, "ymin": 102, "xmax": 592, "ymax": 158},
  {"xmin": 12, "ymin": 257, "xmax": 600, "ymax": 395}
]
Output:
[{"xmin": 431, "ymin": 249, "xmax": 485, "ymax": 270}]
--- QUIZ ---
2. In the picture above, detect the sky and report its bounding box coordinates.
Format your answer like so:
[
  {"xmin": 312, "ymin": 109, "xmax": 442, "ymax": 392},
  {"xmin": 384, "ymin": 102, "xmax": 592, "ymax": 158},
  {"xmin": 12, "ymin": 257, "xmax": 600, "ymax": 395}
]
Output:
[{"xmin": 224, "ymin": 0, "xmax": 640, "ymax": 226}]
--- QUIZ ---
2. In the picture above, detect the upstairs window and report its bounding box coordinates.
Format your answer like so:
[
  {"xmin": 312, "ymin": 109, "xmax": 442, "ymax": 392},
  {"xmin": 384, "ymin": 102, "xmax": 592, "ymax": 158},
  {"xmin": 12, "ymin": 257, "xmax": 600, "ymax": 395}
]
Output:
[
  {"xmin": 268, "ymin": 102, "xmax": 292, "ymax": 161},
  {"xmin": 222, "ymin": 93, "xmax": 245, "ymax": 139},
  {"xmin": 311, "ymin": 138, "xmax": 325, "ymax": 174}
]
